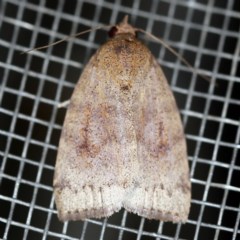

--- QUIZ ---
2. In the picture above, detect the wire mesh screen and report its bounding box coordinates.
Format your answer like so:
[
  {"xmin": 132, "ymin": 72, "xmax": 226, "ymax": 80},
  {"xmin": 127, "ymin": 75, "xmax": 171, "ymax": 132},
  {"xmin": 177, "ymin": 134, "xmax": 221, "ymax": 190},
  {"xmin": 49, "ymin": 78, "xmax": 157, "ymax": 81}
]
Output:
[{"xmin": 0, "ymin": 0, "xmax": 239, "ymax": 239}]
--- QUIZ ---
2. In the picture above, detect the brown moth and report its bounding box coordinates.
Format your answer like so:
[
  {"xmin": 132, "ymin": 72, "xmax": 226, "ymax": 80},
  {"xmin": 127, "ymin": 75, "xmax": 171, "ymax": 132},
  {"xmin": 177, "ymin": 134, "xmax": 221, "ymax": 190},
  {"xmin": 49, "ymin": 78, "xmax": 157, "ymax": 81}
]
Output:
[{"xmin": 53, "ymin": 16, "xmax": 191, "ymax": 222}]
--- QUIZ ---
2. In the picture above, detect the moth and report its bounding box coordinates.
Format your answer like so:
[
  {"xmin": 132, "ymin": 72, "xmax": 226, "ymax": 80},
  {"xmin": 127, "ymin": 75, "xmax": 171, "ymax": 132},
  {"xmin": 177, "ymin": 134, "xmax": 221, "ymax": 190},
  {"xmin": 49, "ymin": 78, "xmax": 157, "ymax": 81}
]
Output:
[{"xmin": 53, "ymin": 16, "xmax": 191, "ymax": 222}]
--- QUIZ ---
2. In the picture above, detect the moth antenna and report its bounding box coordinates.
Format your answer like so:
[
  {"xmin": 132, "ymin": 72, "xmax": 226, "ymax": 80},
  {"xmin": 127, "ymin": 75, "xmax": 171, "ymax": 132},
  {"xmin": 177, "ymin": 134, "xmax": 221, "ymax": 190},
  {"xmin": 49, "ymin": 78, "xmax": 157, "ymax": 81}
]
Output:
[
  {"xmin": 136, "ymin": 28, "xmax": 212, "ymax": 83},
  {"xmin": 22, "ymin": 24, "xmax": 113, "ymax": 54}
]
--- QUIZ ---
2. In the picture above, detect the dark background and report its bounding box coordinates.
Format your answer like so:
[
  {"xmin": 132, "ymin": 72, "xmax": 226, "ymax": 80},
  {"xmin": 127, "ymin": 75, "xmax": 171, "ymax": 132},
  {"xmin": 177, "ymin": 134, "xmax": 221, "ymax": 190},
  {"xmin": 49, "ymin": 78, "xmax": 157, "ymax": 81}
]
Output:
[{"xmin": 0, "ymin": 0, "xmax": 239, "ymax": 239}]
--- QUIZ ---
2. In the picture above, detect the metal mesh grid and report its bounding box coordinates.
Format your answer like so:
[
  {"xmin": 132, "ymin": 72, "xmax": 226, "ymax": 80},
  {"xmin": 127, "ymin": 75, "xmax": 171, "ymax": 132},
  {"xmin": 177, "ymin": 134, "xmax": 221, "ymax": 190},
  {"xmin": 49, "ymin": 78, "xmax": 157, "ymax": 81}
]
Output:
[{"xmin": 0, "ymin": 0, "xmax": 239, "ymax": 239}]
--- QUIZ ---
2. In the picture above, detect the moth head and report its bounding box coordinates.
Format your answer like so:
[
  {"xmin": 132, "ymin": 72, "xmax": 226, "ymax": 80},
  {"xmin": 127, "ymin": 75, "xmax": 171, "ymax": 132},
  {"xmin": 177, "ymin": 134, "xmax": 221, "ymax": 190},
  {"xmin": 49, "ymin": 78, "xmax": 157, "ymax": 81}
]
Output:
[{"xmin": 108, "ymin": 15, "xmax": 137, "ymax": 38}]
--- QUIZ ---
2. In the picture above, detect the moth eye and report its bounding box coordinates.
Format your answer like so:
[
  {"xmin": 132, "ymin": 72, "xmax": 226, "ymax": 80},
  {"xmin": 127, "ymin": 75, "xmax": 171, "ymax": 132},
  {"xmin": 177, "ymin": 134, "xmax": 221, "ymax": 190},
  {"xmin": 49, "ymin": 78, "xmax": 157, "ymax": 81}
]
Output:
[{"xmin": 108, "ymin": 26, "xmax": 118, "ymax": 38}]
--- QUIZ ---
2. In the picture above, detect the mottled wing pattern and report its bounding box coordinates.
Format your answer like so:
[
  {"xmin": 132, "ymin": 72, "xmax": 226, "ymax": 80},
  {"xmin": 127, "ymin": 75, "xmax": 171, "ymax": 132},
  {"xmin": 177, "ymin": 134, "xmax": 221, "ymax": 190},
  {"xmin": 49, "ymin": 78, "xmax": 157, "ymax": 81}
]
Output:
[{"xmin": 54, "ymin": 31, "xmax": 190, "ymax": 222}]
